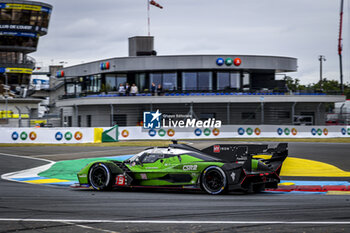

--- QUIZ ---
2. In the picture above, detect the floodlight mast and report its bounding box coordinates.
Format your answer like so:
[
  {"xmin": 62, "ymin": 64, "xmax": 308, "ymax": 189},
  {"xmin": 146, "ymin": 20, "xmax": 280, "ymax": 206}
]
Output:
[
  {"xmin": 147, "ymin": 0, "xmax": 150, "ymax": 36},
  {"xmin": 338, "ymin": 0, "xmax": 344, "ymax": 93}
]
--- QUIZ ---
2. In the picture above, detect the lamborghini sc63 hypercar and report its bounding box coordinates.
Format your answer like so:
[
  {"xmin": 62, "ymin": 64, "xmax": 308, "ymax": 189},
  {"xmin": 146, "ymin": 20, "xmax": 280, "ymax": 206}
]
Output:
[{"xmin": 76, "ymin": 142, "xmax": 288, "ymax": 194}]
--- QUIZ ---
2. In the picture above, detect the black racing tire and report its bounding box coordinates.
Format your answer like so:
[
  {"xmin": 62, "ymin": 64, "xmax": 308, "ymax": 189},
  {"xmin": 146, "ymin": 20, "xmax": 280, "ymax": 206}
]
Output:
[
  {"xmin": 88, "ymin": 163, "xmax": 113, "ymax": 191},
  {"xmin": 201, "ymin": 166, "xmax": 227, "ymax": 195}
]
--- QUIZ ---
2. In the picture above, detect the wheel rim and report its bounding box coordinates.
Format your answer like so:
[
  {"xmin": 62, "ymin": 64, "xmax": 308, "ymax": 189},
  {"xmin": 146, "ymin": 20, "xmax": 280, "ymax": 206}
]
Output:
[
  {"xmin": 202, "ymin": 167, "xmax": 226, "ymax": 194},
  {"xmin": 89, "ymin": 164, "xmax": 110, "ymax": 189}
]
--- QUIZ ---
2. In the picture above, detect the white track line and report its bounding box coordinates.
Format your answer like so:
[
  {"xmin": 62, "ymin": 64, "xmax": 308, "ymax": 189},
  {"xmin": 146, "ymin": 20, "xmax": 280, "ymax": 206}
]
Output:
[
  {"xmin": 0, "ymin": 152, "xmax": 53, "ymax": 163},
  {"xmin": 64, "ymin": 222, "xmax": 120, "ymax": 233},
  {"xmin": 0, "ymin": 152, "xmax": 55, "ymax": 182},
  {"xmin": 0, "ymin": 219, "xmax": 349, "ymax": 224}
]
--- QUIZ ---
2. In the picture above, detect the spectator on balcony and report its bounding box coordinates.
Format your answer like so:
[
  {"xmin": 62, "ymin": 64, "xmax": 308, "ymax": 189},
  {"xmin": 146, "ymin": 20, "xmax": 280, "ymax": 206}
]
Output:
[
  {"xmin": 118, "ymin": 83, "xmax": 125, "ymax": 96},
  {"xmin": 151, "ymin": 82, "xmax": 156, "ymax": 96},
  {"xmin": 157, "ymin": 84, "xmax": 163, "ymax": 96},
  {"xmin": 125, "ymin": 83, "xmax": 130, "ymax": 96},
  {"xmin": 130, "ymin": 83, "xmax": 138, "ymax": 96}
]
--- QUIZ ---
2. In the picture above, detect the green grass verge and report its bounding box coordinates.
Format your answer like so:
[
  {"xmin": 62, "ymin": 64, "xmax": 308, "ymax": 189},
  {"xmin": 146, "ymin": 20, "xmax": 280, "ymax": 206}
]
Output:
[{"xmin": 0, "ymin": 138, "xmax": 350, "ymax": 147}]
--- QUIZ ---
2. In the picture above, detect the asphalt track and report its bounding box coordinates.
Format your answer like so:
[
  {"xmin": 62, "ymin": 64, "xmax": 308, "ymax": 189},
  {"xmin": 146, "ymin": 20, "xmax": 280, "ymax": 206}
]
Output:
[{"xmin": 0, "ymin": 141, "xmax": 350, "ymax": 232}]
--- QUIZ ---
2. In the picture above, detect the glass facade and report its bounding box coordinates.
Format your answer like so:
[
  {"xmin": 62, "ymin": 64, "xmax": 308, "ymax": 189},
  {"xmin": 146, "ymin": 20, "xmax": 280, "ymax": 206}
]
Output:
[
  {"xmin": 135, "ymin": 73, "xmax": 146, "ymax": 92},
  {"xmin": 64, "ymin": 70, "xmax": 254, "ymax": 97},
  {"xmin": 217, "ymin": 72, "xmax": 230, "ymax": 90},
  {"xmin": 182, "ymin": 72, "xmax": 197, "ymax": 91},
  {"xmin": 0, "ymin": 35, "xmax": 39, "ymax": 48},
  {"xmin": 162, "ymin": 72, "xmax": 177, "ymax": 91},
  {"xmin": 217, "ymin": 72, "xmax": 242, "ymax": 90},
  {"xmin": 105, "ymin": 74, "xmax": 117, "ymax": 92},
  {"xmin": 0, "ymin": 8, "xmax": 51, "ymax": 29},
  {"xmin": 198, "ymin": 72, "xmax": 212, "ymax": 90},
  {"xmin": 86, "ymin": 75, "xmax": 101, "ymax": 93},
  {"xmin": 230, "ymin": 73, "xmax": 240, "ymax": 89},
  {"xmin": 150, "ymin": 73, "xmax": 162, "ymax": 88},
  {"xmin": 243, "ymin": 72, "xmax": 250, "ymax": 87},
  {"xmin": 150, "ymin": 72, "xmax": 177, "ymax": 91}
]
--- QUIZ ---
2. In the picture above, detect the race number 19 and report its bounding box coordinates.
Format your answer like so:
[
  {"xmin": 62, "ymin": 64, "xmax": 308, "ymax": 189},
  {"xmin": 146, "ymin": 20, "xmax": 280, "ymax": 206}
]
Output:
[{"xmin": 116, "ymin": 175, "xmax": 125, "ymax": 186}]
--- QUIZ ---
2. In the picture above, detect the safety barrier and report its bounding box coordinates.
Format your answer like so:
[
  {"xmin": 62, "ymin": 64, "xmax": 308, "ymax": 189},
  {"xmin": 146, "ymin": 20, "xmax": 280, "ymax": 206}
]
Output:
[
  {"xmin": 0, "ymin": 125, "xmax": 349, "ymax": 144},
  {"xmin": 117, "ymin": 125, "xmax": 350, "ymax": 140}
]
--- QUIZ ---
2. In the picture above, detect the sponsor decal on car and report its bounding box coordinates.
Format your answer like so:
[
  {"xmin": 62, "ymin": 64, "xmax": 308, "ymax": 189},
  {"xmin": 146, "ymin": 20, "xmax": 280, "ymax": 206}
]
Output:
[
  {"xmin": 140, "ymin": 173, "xmax": 147, "ymax": 180},
  {"xmin": 213, "ymin": 145, "xmax": 220, "ymax": 153},
  {"xmin": 183, "ymin": 165, "xmax": 198, "ymax": 171},
  {"xmin": 230, "ymin": 172, "xmax": 236, "ymax": 182}
]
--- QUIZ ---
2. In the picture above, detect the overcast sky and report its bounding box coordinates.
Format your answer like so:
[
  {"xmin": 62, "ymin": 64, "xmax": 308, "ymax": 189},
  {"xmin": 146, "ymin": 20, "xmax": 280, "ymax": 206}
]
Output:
[{"xmin": 32, "ymin": 0, "xmax": 350, "ymax": 85}]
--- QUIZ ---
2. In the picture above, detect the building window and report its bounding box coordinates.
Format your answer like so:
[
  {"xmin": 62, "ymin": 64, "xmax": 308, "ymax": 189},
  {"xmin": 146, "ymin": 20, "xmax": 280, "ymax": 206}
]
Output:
[
  {"xmin": 243, "ymin": 73, "xmax": 250, "ymax": 87},
  {"xmin": 150, "ymin": 73, "xmax": 162, "ymax": 88},
  {"xmin": 217, "ymin": 72, "xmax": 230, "ymax": 90},
  {"xmin": 198, "ymin": 72, "xmax": 212, "ymax": 91},
  {"xmin": 182, "ymin": 72, "xmax": 213, "ymax": 91},
  {"xmin": 136, "ymin": 73, "xmax": 146, "ymax": 92},
  {"xmin": 87, "ymin": 115, "xmax": 92, "ymax": 127},
  {"xmin": 162, "ymin": 73, "xmax": 177, "ymax": 91},
  {"xmin": 277, "ymin": 111, "xmax": 290, "ymax": 119},
  {"xmin": 182, "ymin": 72, "xmax": 197, "ymax": 91},
  {"xmin": 149, "ymin": 73, "xmax": 177, "ymax": 91},
  {"xmin": 66, "ymin": 83, "xmax": 75, "ymax": 94},
  {"xmin": 230, "ymin": 73, "xmax": 240, "ymax": 89},
  {"xmin": 78, "ymin": 115, "xmax": 81, "ymax": 127},
  {"xmin": 67, "ymin": 116, "xmax": 72, "ymax": 127},
  {"xmin": 217, "ymin": 72, "xmax": 241, "ymax": 90},
  {"xmin": 86, "ymin": 75, "xmax": 101, "ymax": 93},
  {"xmin": 106, "ymin": 74, "xmax": 117, "ymax": 92},
  {"xmin": 116, "ymin": 74, "xmax": 127, "ymax": 89},
  {"xmin": 241, "ymin": 112, "xmax": 256, "ymax": 120}
]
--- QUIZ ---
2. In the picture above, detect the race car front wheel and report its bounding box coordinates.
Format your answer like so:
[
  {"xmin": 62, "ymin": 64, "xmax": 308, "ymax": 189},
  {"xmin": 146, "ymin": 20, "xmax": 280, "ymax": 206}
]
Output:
[
  {"xmin": 88, "ymin": 163, "xmax": 112, "ymax": 191},
  {"xmin": 201, "ymin": 166, "xmax": 227, "ymax": 194}
]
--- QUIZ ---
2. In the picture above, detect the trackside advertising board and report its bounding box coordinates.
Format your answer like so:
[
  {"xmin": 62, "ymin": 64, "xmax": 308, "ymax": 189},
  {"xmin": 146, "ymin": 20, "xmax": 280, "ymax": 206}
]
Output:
[
  {"xmin": 0, "ymin": 125, "xmax": 349, "ymax": 143},
  {"xmin": 117, "ymin": 125, "xmax": 350, "ymax": 140},
  {"xmin": 0, "ymin": 127, "xmax": 94, "ymax": 143}
]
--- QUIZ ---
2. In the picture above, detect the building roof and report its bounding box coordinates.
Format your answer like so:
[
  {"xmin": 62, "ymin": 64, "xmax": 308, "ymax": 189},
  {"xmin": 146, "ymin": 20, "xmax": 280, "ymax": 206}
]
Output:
[{"xmin": 62, "ymin": 54, "xmax": 297, "ymax": 78}]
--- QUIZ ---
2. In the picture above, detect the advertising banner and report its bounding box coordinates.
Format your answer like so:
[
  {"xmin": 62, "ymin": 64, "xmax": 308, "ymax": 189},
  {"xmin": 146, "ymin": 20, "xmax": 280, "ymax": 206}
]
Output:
[
  {"xmin": 117, "ymin": 125, "xmax": 350, "ymax": 140},
  {"xmin": 0, "ymin": 128, "xmax": 94, "ymax": 144},
  {"xmin": 0, "ymin": 125, "xmax": 349, "ymax": 144}
]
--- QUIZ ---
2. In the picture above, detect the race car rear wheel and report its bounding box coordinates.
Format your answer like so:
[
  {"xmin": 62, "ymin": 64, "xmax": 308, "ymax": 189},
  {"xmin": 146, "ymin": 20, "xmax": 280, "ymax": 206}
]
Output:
[
  {"xmin": 88, "ymin": 163, "xmax": 112, "ymax": 190},
  {"xmin": 201, "ymin": 166, "xmax": 227, "ymax": 194}
]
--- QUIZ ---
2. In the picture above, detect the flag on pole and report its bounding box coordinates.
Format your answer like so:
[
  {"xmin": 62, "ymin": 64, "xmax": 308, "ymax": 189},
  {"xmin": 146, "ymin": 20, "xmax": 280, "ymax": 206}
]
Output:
[{"xmin": 150, "ymin": 0, "xmax": 163, "ymax": 9}]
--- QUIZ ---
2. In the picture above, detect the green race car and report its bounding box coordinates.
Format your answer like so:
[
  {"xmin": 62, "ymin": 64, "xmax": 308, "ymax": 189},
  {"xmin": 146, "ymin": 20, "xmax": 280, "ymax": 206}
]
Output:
[{"xmin": 76, "ymin": 141, "xmax": 288, "ymax": 194}]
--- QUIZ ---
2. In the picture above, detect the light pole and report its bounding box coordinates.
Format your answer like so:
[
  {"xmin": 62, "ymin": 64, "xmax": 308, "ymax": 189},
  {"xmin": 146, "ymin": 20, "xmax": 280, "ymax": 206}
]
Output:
[{"xmin": 318, "ymin": 55, "xmax": 326, "ymax": 85}]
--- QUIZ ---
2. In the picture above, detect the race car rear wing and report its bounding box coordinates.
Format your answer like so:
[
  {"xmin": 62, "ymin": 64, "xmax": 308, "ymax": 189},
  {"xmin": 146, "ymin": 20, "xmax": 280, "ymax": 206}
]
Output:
[
  {"xmin": 201, "ymin": 143, "xmax": 288, "ymax": 174},
  {"xmin": 201, "ymin": 143, "xmax": 287, "ymax": 161}
]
